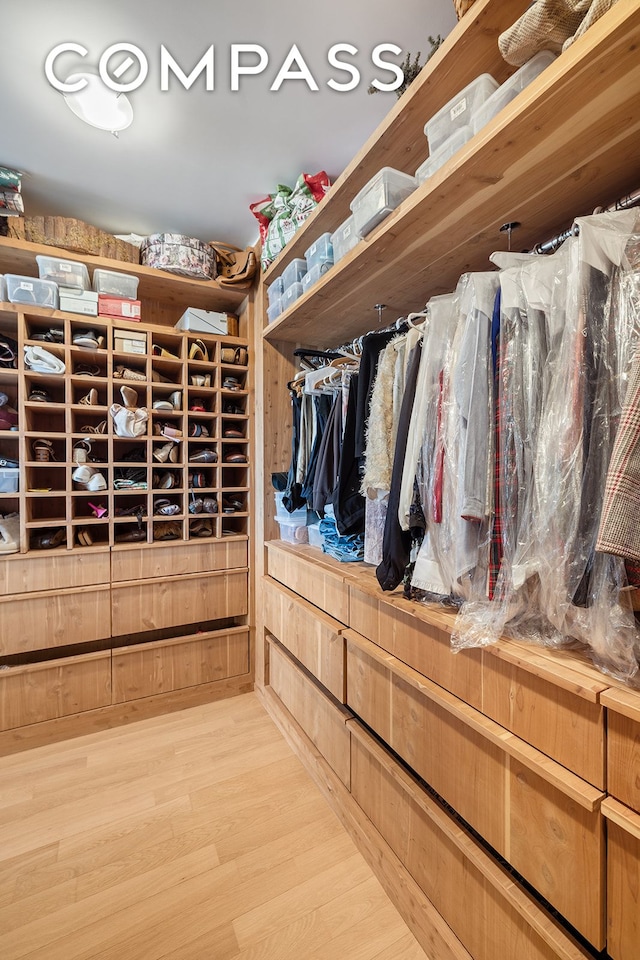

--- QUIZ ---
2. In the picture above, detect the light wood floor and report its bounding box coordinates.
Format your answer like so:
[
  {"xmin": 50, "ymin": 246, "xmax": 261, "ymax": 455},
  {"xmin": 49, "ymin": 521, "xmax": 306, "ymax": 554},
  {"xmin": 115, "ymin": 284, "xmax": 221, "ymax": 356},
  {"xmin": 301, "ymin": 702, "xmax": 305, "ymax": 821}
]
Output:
[{"xmin": 0, "ymin": 692, "xmax": 429, "ymax": 960}]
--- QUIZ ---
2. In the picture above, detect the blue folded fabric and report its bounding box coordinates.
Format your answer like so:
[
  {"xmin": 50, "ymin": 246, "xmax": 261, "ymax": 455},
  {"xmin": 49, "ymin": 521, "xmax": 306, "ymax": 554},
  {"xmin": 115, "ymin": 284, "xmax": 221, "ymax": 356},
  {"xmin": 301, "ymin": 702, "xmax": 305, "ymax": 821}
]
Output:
[{"xmin": 319, "ymin": 516, "xmax": 364, "ymax": 562}]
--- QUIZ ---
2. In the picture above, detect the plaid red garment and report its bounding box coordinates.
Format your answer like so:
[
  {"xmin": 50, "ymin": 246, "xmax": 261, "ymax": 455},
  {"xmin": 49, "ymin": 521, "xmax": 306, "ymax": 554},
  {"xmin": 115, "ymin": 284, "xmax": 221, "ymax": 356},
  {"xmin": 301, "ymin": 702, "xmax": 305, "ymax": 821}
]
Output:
[{"xmin": 597, "ymin": 344, "xmax": 640, "ymax": 564}]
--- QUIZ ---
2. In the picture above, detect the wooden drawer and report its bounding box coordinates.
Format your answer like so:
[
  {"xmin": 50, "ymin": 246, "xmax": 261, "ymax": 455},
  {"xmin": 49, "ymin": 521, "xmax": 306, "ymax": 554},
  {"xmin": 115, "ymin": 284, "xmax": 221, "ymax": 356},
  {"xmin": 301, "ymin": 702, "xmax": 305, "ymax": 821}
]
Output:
[
  {"xmin": 0, "ymin": 585, "xmax": 111, "ymax": 655},
  {"xmin": 601, "ymin": 688, "xmax": 640, "ymax": 813},
  {"xmin": 0, "ymin": 548, "xmax": 110, "ymax": 594},
  {"xmin": 111, "ymin": 570, "xmax": 247, "ymax": 635},
  {"xmin": 346, "ymin": 631, "xmax": 605, "ymax": 948},
  {"xmin": 267, "ymin": 636, "xmax": 352, "ymax": 788},
  {"xmin": 263, "ymin": 576, "xmax": 346, "ymax": 701},
  {"xmin": 350, "ymin": 722, "xmax": 592, "ymax": 960},
  {"xmin": 112, "ymin": 627, "xmax": 249, "ymax": 702},
  {"xmin": 0, "ymin": 651, "xmax": 111, "ymax": 730},
  {"xmin": 602, "ymin": 798, "xmax": 640, "ymax": 960},
  {"xmin": 111, "ymin": 539, "xmax": 247, "ymax": 582},
  {"xmin": 266, "ymin": 542, "xmax": 349, "ymax": 624},
  {"xmin": 349, "ymin": 586, "xmax": 483, "ymax": 710}
]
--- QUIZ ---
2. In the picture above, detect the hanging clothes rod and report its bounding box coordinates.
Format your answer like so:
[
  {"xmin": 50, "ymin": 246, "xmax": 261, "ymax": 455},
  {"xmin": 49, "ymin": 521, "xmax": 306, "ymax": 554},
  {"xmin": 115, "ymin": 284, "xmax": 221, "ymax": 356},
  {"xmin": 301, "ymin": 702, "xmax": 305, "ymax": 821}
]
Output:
[{"xmin": 533, "ymin": 186, "xmax": 640, "ymax": 255}]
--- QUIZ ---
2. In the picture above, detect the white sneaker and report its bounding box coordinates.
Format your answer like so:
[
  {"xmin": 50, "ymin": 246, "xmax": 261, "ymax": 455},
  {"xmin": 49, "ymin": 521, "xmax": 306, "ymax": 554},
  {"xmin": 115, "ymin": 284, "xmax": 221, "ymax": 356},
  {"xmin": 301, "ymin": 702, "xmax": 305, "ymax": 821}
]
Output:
[{"xmin": 87, "ymin": 473, "xmax": 107, "ymax": 492}]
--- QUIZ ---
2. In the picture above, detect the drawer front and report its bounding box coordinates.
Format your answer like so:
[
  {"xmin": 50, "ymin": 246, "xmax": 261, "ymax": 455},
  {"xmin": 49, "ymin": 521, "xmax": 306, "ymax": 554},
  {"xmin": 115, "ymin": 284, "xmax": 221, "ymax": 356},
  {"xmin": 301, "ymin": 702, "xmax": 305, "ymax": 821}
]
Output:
[
  {"xmin": 603, "ymin": 798, "xmax": 640, "ymax": 960},
  {"xmin": 0, "ymin": 586, "xmax": 111, "ymax": 655},
  {"xmin": 605, "ymin": 709, "xmax": 640, "ymax": 814},
  {"xmin": 346, "ymin": 633, "xmax": 605, "ymax": 948},
  {"xmin": 111, "ymin": 540, "xmax": 247, "ymax": 582},
  {"xmin": 267, "ymin": 543, "xmax": 349, "ymax": 624},
  {"xmin": 350, "ymin": 725, "xmax": 592, "ymax": 960},
  {"xmin": 482, "ymin": 655, "xmax": 606, "ymax": 789},
  {"xmin": 112, "ymin": 628, "xmax": 250, "ymax": 703},
  {"xmin": 111, "ymin": 571, "xmax": 247, "ymax": 635},
  {"xmin": 263, "ymin": 577, "xmax": 346, "ymax": 701},
  {"xmin": 0, "ymin": 652, "xmax": 111, "ymax": 730},
  {"xmin": 349, "ymin": 587, "xmax": 483, "ymax": 710},
  {"xmin": 0, "ymin": 549, "xmax": 110, "ymax": 593},
  {"xmin": 267, "ymin": 637, "xmax": 352, "ymax": 788}
]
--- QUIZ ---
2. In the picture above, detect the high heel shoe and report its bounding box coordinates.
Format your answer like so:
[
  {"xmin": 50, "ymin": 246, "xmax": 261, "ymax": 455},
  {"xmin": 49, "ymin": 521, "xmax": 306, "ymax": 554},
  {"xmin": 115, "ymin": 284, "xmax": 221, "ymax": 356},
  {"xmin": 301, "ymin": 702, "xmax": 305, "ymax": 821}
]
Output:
[
  {"xmin": 120, "ymin": 385, "xmax": 138, "ymax": 407},
  {"xmin": 169, "ymin": 390, "xmax": 182, "ymax": 410},
  {"xmin": 188, "ymin": 339, "xmax": 208, "ymax": 362},
  {"xmin": 32, "ymin": 438, "xmax": 57, "ymax": 462},
  {"xmin": 153, "ymin": 440, "xmax": 179, "ymax": 464},
  {"xmin": 78, "ymin": 388, "xmax": 98, "ymax": 406}
]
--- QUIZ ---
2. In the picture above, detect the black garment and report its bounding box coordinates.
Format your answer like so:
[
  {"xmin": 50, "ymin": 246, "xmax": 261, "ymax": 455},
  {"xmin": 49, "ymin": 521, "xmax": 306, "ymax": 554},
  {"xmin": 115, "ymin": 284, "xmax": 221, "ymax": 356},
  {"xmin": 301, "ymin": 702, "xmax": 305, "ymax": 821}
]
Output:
[
  {"xmin": 334, "ymin": 374, "xmax": 365, "ymax": 536},
  {"xmin": 355, "ymin": 328, "xmax": 404, "ymax": 458},
  {"xmin": 376, "ymin": 340, "xmax": 422, "ymax": 591},
  {"xmin": 301, "ymin": 393, "xmax": 332, "ymax": 504},
  {"xmin": 283, "ymin": 393, "xmax": 306, "ymax": 513},
  {"xmin": 313, "ymin": 392, "xmax": 342, "ymax": 514}
]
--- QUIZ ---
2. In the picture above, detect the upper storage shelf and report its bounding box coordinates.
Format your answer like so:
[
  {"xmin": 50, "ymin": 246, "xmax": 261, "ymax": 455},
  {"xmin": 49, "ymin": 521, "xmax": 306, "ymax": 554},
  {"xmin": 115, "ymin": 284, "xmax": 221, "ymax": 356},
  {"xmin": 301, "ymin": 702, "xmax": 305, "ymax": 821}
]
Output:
[
  {"xmin": 0, "ymin": 237, "xmax": 248, "ymax": 314},
  {"xmin": 263, "ymin": 0, "xmax": 640, "ymax": 347}
]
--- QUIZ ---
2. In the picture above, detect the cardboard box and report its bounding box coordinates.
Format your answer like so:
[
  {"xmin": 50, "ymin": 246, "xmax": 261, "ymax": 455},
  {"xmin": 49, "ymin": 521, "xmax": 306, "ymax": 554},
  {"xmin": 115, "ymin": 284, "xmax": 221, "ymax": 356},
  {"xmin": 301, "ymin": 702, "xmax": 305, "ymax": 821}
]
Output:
[
  {"xmin": 114, "ymin": 327, "xmax": 147, "ymax": 355},
  {"xmin": 175, "ymin": 308, "xmax": 238, "ymax": 336},
  {"xmin": 99, "ymin": 295, "xmax": 141, "ymax": 320}
]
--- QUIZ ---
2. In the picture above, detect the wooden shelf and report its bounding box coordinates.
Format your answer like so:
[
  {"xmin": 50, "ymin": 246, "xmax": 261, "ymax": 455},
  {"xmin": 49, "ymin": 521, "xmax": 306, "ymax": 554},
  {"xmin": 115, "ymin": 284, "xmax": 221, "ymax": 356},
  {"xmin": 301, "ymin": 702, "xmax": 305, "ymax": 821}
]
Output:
[
  {"xmin": 263, "ymin": 1, "xmax": 640, "ymax": 347},
  {"xmin": 0, "ymin": 237, "xmax": 248, "ymax": 314}
]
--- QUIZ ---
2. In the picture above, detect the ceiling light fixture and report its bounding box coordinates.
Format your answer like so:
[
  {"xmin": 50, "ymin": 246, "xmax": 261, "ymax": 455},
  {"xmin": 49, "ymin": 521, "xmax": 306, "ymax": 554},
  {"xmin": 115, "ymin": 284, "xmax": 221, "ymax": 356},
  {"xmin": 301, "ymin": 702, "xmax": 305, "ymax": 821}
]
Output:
[{"xmin": 62, "ymin": 72, "xmax": 133, "ymax": 137}]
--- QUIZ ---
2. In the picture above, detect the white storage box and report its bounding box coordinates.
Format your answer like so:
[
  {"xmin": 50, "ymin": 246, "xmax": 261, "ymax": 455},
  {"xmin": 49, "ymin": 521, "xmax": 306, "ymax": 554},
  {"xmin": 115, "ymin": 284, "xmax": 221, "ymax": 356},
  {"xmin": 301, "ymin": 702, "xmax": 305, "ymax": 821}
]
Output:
[
  {"xmin": 275, "ymin": 516, "xmax": 309, "ymax": 544},
  {"xmin": 302, "ymin": 262, "xmax": 331, "ymax": 294},
  {"xmin": 6, "ymin": 275, "xmax": 59, "ymax": 309},
  {"xmin": 282, "ymin": 258, "xmax": 307, "ymax": 291},
  {"xmin": 36, "ymin": 256, "xmax": 89, "ymax": 290},
  {"xmin": 175, "ymin": 308, "xmax": 238, "ymax": 336},
  {"xmin": 416, "ymin": 126, "xmax": 474, "ymax": 184},
  {"xmin": 268, "ymin": 276, "xmax": 285, "ymax": 306},
  {"xmin": 350, "ymin": 167, "xmax": 417, "ymax": 239},
  {"xmin": 281, "ymin": 282, "xmax": 304, "ymax": 311},
  {"xmin": 304, "ymin": 233, "xmax": 334, "ymax": 272},
  {"xmin": 0, "ymin": 468, "xmax": 19, "ymax": 493},
  {"xmin": 59, "ymin": 288, "xmax": 99, "ymax": 316},
  {"xmin": 472, "ymin": 52, "xmax": 556, "ymax": 135},
  {"xmin": 275, "ymin": 492, "xmax": 306, "ymax": 521},
  {"xmin": 331, "ymin": 215, "xmax": 358, "ymax": 263},
  {"xmin": 93, "ymin": 268, "xmax": 140, "ymax": 299},
  {"xmin": 267, "ymin": 300, "xmax": 282, "ymax": 324},
  {"xmin": 424, "ymin": 73, "xmax": 499, "ymax": 154}
]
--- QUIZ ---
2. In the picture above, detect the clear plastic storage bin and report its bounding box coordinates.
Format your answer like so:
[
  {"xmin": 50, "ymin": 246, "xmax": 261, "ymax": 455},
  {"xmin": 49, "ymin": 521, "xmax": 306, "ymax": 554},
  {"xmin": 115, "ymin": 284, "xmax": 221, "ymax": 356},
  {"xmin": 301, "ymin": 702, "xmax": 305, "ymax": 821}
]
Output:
[
  {"xmin": 6, "ymin": 275, "xmax": 59, "ymax": 309},
  {"xmin": 471, "ymin": 52, "xmax": 556, "ymax": 135},
  {"xmin": 304, "ymin": 233, "xmax": 334, "ymax": 272},
  {"xmin": 267, "ymin": 299, "xmax": 283, "ymax": 324},
  {"xmin": 275, "ymin": 516, "xmax": 309, "ymax": 544},
  {"xmin": 275, "ymin": 491, "xmax": 306, "ymax": 521},
  {"xmin": 92, "ymin": 268, "xmax": 140, "ymax": 299},
  {"xmin": 282, "ymin": 258, "xmax": 307, "ymax": 291},
  {"xmin": 301, "ymin": 262, "xmax": 332, "ymax": 294},
  {"xmin": 0, "ymin": 469, "xmax": 19, "ymax": 493},
  {"xmin": 281, "ymin": 281, "xmax": 304, "ymax": 311},
  {"xmin": 35, "ymin": 256, "xmax": 89, "ymax": 290},
  {"xmin": 424, "ymin": 73, "xmax": 499, "ymax": 154},
  {"xmin": 268, "ymin": 276, "xmax": 285, "ymax": 305},
  {"xmin": 415, "ymin": 126, "xmax": 474, "ymax": 184},
  {"xmin": 307, "ymin": 523, "xmax": 323, "ymax": 548},
  {"xmin": 350, "ymin": 167, "xmax": 417, "ymax": 239},
  {"xmin": 0, "ymin": 275, "xmax": 6, "ymax": 301},
  {"xmin": 331, "ymin": 215, "xmax": 359, "ymax": 263}
]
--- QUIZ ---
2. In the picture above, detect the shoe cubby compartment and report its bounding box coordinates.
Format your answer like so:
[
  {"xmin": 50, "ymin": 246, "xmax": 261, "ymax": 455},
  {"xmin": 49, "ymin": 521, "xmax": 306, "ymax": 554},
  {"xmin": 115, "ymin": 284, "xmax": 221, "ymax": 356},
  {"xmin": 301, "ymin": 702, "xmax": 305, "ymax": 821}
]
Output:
[
  {"xmin": 188, "ymin": 517, "xmax": 214, "ymax": 538},
  {"xmin": 221, "ymin": 398, "xmax": 246, "ymax": 417},
  {"xmin": 112, "ymin": 358, "xmax": 147, "ymax": 382},
  {"xmin": 188, "ymin": 467, "xmax": 216, "ymax": 491},
  {"xmin": 220, "ymin": 465, "xmax": 248, "ymax": 488},
  {"xmin": 114, "ymin": 522, "xmax": 148, "ymax": 544},
  {"xmin": 187, "ymin": 418, "xmax": 216, "ymax": 441},
  {"xmin": 187, "ymin": 388, "xmax": 216, "ymax": 411},
  {"xmin": 24, "ymin": 466, "xmax": 66, "ymax": 494},
  {"xmin": 69, "ymin": 348, "xmax": 108, "ymax": 378},
  {"xmin": 153, "ymin": 498, "xmax": 184, "ymax": 519},
  {"xmin": 152, "ymin": 467, "xmax": 183, "ymax": 490},
  {"xmin": 23, "ymin": 317, "xmax": 65, "ymax": 343},
  {"xmin": 151, "ymin": 519, "xmax": 184, "ymax": 543},
  {"xmin": 0, "ymin": 436, "xmax": 19, "ymax": 463},
  {"xmin": 221, "ymin": 492, "xmax": 247, "ymax": 515},
  {"xmin": 220, "ymin": 516, "xmax": 248, "ymax": 537},
  {"xmin": 73, "ymin": 524, "xmax": 109, "ymax": 549},
  {"xmin": 24, "ymin": 408, "xmax": 66, "ymax": 435},
  {"xmin": 152, "ymin": 439, "xmax": 182, "ymax": 465},
  {"xmin": 151, "ymin": 361, "xmax": 182, "ymax": 386},
  {"xmin": 26, "ymin": 493, "xmax": 67, "ymax": 522},
  {"xmin": 112, "ymin": 439, "xmax": 148, "ymax": 463},
  {"xmin": 71, "ymin": 382, "xmax": 108, "ymax": 407},
  {"xmin": 221, "ymin": 440, "xmax": 249, "ymax": 461},
  {"xmin": 151, "ymin": 336, "xmax": 182, "ymax": 361},
  {"xmin": 71, "ymin": 435, "xmax": 108, "ymax": 464},
  {"xmin": 71, "ymin": 410, "xmax": 108, "ymax": 435},
  {"xmin": 151, "ymin": 387, "xmax": 183, "ymax": 410},
  {"xmin": 71, "ymin": 494, "xmax": 110, "ymax": 521},
  {"xmin": 187, "ymin": 442, "xmax": 218, "ymax": 464},
  {"xmin": 222, "ymin": 420, "xmax": 246, "ymax": 440},
  {"xmin": 24, "ymin": 375, "xmax": 66, "ymax": 407},
  {"xmin": 151, "ymin": 413, "xmax": 183, "ymax": 439},
  {"xmin": 26, "ymin": 436, "xmax": 67, "ymax": 463}
]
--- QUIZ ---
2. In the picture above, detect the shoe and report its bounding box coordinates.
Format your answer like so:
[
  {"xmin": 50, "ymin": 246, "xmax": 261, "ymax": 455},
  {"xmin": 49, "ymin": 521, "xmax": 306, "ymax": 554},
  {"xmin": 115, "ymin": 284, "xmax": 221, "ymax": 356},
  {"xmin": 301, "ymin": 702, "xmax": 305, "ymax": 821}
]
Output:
[
  {"xmin": 154, "ymin": 471, "xmax": 176, "ymax": 489},
  {"xmin": 152, "ymin": 344, "xmax": 179, "ymax": 360},
  {"xmin": 74, "ymin": 363, "xmax": 101, "ymax": 377},
  {"xmin": 28, "ymin": 388, "xmax": 52, "ymax": 403},
  {"xmin": 72, "ymin": 464, "xmax": 95, "ymax": 484},
  {"xmin": 114, "ymin": 365, "xmax": 146, "ymax": 381},
  {"xmin": 73, "ymin": 331, "xmax": 104, "ymax": 349},
  {"xmin": 224, "ymin": 451, "xmax": 247, "ymax": 463},
  {"xmin": 190, "ymin": 518, "xmax": 212, "ymax": 538},
  {"xmin": 189, "ymin": 471, "xmax": 207, "ymax": 488},
  {"xmin": 152, "ymin": 369, "xmax": 173, "ymax": 384},
  {"xmin": 223, "ymin": 376, "xmax": 241, "ymax": 391},
  {"xmin": 153, "ymin": 440, "xmax": 179, "ymax": 464},
  {"xmin": 169, "ymin": 390, "xmax": 182, "ymax": 410},
  {"xmin": 33, "ymin": 439, "xmax": 57, "ymax": 462},
  {"xmin": 223, "ymin": 401, "xmax": 244, "ymax": 415},
  {"xmin": 87, "ymin": 472, "xmax": 107, "ymax": 492},
  {"xmin": 189, "ymin": 422, "xmax": 210, "ymax": 438},
  {"xmin": 223, "ymin": 427, "xmax": 244, "ymax": 439},
  {"xmin": 222, "ymin": 496, "xmax": 244, "ymax": 513},
  {"xmin": 31, "ymin": 327, "xmax": 63, "ymax": 343},
  {"xmin": 31, "ymin": 527, "xmax": 67, "ymax": 549},
  {"xmin": 153, "ymin": 422, "xmax": 182, "ymax": 439},
  {"xmin": 121, "ymin": 385, "xmax": 139, "ymax": 408},
  {"xmin": 189, "ymin": 398, "xmax": 206, "ymax": 412},
  {"xmin": 115, "ymin": 527, "xmax": 146, "ymax": 543},
  {"xmin": 153, "ymin": 520, "xmax": 182, "ymax": 541},
  {"xmin": 78, "ymin": 388, "xmax": 99, "ymax": 406},
  {"xmin": 77, "ymin": 528, "xmax": 94, "ymax": 547},
  {"xmin": 221, "ymin": 347, "xmax": 248, "ymax": 365},
  {"xmin": 73, "ymin": 439, "xmax": 92, "ymax": 463},
  {"xmin": 0, "ymin": 512, "xmax": 19, "ymax": 553},
  {"xmin": 190, "ymin": 448, "xmax": 217, "ymax": 463},
  {"xmin": 152, "ymin": 399, "xmax": 173, "ymax": 412},
  {"xmin": 155, "ymin": 498, "xmax": 180, "ymax": 516},
  {"xmin": 202, "ymin": 497, "xmax": 218, "ymax": 514},
  {"xmin": 188, "ymin": 339, "xmax": 208, "ymax": 362},
  {"xmin": 189, "ymin": 495, "xmax": 203, "ymax": 514},
  {"xmin": 190, "ymin": 375, "xmax": 205, "ymax": 387},
  {"xmin": 81, "ymin": 420, "xmax": 108, "ymax": 434}
]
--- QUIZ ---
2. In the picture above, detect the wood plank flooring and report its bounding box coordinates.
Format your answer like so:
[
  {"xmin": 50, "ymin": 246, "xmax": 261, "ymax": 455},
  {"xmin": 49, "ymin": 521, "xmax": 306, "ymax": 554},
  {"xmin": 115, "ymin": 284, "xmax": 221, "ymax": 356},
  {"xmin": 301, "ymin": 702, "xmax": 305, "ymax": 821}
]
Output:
[{"xmin": 0, "ymin": 693, "xmax": 430, "ymax": 960}]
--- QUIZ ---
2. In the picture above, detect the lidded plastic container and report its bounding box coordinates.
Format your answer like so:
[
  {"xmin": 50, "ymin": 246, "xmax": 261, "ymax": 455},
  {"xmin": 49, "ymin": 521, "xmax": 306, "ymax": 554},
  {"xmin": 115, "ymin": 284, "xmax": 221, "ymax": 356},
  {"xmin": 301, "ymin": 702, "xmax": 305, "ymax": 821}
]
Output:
[
  {"xmin": 281, "ymin": 258, "xmax": 307, "ymax": 292},
  {"xmin": 281, "ymin": 281, "xmax": 304, "ymax": 311},
  {"xmin": 415, "ymin": 126, "xmax": 474, "ymax": 184},
  {"xmin": 304, "ymin": 233, "xmax": 334, "ymax": 272},
  {"xmin": 274, "ymin": 491, "xmax": 306, "ymax": 521},
  {"xmin": 93, "ymin": 268, "xmax": 140, "ymax": 299},
  {"xmin": 36, "ymin": 256, "xmax": 89, "ymax": 290},
  {"xmin": 6, "ymin": 275, "xmax": 59, "ymax": 308},
  {"xmin": 0, "ymin": 275, "xmax": 6, "ymax": 301},
  {"xmin": 424, "ymin": 73, "xmax": 499, "ymax": 154},
  {"xmin": 331, "ymin": 215, "xmax": 358, "ymax": 263},
  {"xmin": 267, "ymin": 299, "xmax": 283, "ymax": 324},
  {"xmin": 350, "ymin": 167, "xmax": 417, "ymax": 239},
  {"xmin": 275, "ymin": 516, "xmax": 309, "ymax": 544},
  {"xmin": 268, "ymin": 276, "xmax": 285, "ymax": 305},
  {"xmin": 301, "ymin": 262, "xmax": 332, "ymax": 294},
  {"xmin": 472, "ymin": 52, "xmax": 557, "ymax": 135}
]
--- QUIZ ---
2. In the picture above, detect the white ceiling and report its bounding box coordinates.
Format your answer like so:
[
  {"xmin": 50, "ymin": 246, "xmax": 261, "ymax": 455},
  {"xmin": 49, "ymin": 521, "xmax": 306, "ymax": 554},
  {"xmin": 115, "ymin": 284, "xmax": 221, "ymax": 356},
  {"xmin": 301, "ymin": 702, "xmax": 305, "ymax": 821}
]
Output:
[{"xmin": 2, "ymin": 0, "xmax": 457, "ymax": 249}]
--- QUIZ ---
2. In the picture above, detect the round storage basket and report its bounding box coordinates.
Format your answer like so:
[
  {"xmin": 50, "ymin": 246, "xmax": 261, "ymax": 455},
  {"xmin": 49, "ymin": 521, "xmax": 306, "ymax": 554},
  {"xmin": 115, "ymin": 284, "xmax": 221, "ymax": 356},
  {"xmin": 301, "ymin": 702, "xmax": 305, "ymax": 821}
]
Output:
[{"xmin": 140, "ymin": 233, "xmax": 215, "ymax": 280}]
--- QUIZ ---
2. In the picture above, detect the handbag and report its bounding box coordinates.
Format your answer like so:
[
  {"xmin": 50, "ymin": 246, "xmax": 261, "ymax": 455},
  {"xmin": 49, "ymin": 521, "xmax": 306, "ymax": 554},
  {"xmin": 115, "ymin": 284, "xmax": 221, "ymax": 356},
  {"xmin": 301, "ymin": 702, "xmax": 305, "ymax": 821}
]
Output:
[
  {"xmin": 109, "ymin": 403, "xmax": 149, "ymax": 438},
  {"xmin": 0, "ymin": 335, "xmax": 18, "ymax": 369},
  {"xmin": 209, "ymin": 241, "xmax": 257, "ymax": 287}
]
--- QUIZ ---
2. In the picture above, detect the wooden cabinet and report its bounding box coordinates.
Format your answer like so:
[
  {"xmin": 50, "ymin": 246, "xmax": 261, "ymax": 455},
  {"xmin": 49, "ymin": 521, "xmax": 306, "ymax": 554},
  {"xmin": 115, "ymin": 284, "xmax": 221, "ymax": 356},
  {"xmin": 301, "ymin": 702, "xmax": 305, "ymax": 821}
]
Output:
[{"xmin": 255, "ymin": 2, "xmax": 640, "ymax": 957}]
